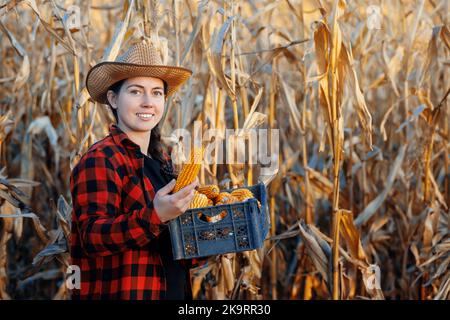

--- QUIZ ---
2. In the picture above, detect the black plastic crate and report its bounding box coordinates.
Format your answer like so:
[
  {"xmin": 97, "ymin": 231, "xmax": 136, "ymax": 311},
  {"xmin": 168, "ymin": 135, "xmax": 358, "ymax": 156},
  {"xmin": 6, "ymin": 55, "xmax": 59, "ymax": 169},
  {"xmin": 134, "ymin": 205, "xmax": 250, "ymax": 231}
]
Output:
[{"xmin": 169, "ymin": 182, "xmax": 269, "ymax": 260}]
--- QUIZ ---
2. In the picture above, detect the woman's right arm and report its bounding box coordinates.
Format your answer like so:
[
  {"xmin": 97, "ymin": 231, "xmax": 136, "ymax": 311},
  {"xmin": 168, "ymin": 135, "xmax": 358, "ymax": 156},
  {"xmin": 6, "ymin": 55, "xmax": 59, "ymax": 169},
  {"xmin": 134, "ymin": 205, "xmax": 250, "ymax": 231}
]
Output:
[{"xmin": 71, "ymin": 151, "xmax": 197, "ymax": 257}]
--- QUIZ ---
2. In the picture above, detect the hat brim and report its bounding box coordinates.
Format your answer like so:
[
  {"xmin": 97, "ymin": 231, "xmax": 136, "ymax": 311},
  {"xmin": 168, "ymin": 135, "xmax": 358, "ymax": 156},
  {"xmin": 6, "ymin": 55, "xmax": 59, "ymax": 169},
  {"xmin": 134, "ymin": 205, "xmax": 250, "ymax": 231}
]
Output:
[{"xmin": 86, "ymin": 62, "xmax": 192, "ymax": 104}]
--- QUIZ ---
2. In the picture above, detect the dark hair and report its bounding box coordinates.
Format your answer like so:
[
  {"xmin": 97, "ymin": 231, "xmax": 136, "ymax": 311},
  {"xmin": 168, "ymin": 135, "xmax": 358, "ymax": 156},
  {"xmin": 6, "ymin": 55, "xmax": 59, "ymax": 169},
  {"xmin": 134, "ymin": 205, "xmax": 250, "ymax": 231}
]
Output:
[{"xmin": 107, "ymin": 79, "xmax": 172, "ymax": 168}]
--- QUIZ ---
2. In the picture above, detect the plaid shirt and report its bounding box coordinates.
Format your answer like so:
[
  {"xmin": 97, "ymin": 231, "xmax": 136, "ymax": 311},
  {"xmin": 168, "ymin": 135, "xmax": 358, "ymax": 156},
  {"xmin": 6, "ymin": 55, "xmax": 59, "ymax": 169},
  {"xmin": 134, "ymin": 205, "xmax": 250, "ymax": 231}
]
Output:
[{"xmin": 70, "ymin": 124, "xmax": 195, "ymax": 300}]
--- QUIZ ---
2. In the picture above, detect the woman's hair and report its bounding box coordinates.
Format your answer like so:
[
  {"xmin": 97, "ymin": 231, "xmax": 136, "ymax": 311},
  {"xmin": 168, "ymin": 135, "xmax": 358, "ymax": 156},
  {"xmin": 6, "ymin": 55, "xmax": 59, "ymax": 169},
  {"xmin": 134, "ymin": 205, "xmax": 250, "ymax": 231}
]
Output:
[{"xmin": 107, "ymin": 78, "xmax": 172, "ymax": 169}]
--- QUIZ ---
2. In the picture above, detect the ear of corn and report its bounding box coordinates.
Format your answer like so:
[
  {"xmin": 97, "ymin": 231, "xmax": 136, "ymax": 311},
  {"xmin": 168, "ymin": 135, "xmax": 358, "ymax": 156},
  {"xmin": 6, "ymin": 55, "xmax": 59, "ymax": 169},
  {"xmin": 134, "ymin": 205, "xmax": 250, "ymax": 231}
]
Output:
[
  {"xmin": 173, "ymin": 146, "xmax": 203, "ymax": 193},
  {"xmin": 188, "ymin": 191, "xmax": 209, "ymax": 209},
  {"xmin": 231, "ymin": 188, "xmax": 261, "ymax": 208},
  {"xmin": 231, "ymin": 188, "xmax": 255, "ymax": 201},
  {"xmin": 214, "ymin": 192, "xmax": 238, "ymax": 205},
  {"xmin": 197, "ymin": 184, "xmax": 220, "ymax": 199}
]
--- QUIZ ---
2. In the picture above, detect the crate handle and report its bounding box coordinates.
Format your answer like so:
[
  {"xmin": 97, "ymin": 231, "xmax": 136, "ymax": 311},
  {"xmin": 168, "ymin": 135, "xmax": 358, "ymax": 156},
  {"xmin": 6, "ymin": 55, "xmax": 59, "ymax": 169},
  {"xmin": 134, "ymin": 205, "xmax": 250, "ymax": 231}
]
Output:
[{"xmin": 197, "ymin": 210, "xmax": 228, "ymax": 223}]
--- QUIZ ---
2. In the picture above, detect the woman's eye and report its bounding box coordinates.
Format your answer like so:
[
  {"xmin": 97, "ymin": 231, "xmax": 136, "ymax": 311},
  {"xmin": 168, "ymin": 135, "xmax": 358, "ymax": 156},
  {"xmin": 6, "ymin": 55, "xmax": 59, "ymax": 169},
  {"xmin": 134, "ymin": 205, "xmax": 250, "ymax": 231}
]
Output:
[
  {"xmin": 130, "ymin": 90, "xmax": 141, "ymax": 95},
  {"xmin": 154, "ymin": 91, "xmax": 163, "ymax": 96}
]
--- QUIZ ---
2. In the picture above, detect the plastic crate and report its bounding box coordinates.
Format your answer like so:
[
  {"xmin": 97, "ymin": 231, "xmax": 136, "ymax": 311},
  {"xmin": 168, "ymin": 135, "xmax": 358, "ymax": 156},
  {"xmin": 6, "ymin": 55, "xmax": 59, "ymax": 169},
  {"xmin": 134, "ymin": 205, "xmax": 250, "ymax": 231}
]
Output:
[{"xmin": 169, "ymin": 182, "xmax": 270, "ymax": 260}]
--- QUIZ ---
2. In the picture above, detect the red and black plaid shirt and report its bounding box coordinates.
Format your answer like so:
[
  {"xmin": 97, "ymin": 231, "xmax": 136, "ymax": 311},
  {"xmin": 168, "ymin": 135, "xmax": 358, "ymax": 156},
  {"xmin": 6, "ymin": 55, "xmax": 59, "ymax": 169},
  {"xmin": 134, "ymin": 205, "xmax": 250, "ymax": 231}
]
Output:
[{"xmin": 70, "ymin": 124, "xmax": 195, "ymax": 299}]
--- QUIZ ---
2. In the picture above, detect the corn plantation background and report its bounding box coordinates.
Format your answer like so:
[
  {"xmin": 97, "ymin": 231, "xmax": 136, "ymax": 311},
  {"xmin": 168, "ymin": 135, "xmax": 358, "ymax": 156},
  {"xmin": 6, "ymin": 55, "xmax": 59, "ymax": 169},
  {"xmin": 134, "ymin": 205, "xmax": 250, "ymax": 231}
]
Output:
[{"xmin": 0, "ymin": 0, "xmax": 449, "ymax": 300}]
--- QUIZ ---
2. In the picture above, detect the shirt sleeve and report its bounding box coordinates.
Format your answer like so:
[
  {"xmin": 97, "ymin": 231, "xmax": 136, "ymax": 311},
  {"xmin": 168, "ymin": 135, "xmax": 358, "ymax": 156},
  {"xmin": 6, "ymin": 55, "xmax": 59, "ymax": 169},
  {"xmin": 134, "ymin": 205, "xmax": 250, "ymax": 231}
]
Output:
[{"xmin": 70, "ymin": 151, "xmax": 167, "ymax": 257}]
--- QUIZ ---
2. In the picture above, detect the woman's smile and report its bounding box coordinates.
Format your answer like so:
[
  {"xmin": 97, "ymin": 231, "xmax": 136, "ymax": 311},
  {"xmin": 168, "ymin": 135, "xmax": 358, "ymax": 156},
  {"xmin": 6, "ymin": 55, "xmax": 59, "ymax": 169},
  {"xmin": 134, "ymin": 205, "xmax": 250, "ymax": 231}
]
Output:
[{"xmin": 136, "ymin": 112, "xmax": 155, "ymax": 121}]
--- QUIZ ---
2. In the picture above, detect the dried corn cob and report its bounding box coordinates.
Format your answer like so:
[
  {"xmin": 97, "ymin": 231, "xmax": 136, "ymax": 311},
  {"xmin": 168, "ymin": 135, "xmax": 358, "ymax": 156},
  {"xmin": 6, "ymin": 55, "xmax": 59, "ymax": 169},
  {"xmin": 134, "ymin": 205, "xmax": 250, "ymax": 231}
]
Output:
[
  {"xmin": 207, "ymin": 198, "xmax": 214, "ymax": 207},
  {"xmin": 197, "ymin": 184, "xmax": 220, "ymax": 199},
  {"xmin": 173, "ymin": 146, "xmax": 203, "ymax": 193},
  {"xmin": 214, "ymin": 192, "xmax": 238, "ymax": 205},
  {"xmin": 188, "ymin": 191, "xmax": 209, "ymax": 209},
  {"xmin": 231, "ymin": 188, "xmax": 255, "ymax": 201},
  {"xmin": 231, "ymin": 188, "xmax": 261, "ymax": 208}
]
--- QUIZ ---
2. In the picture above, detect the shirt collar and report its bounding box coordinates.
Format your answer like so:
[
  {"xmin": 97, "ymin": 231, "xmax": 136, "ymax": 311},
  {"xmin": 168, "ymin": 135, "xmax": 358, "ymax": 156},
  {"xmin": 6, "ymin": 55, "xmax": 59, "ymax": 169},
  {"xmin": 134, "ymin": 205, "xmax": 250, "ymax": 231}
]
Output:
[
  {"xmin": 109, "ymin": 123, "xmax": 141, "ymax": 152},
  {"xmin": 108, "ymin": 123, "xmax": 172, "ymax": 164}
]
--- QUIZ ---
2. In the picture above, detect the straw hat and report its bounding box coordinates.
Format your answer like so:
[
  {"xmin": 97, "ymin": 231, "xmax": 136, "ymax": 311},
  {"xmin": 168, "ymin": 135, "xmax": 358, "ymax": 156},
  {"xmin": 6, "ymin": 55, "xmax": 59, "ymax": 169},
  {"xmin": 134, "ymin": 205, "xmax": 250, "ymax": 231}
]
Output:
[{"xmin": 86, "ymin": 39, "xmax": 192, "ymax": 104}]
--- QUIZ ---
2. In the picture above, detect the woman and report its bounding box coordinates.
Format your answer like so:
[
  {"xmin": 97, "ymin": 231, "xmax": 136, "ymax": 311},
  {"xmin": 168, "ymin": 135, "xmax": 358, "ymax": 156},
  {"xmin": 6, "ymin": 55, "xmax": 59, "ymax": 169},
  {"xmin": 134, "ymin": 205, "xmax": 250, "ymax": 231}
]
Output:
[{"xmin": 70, "ymin": 39, "xmax": 200, "ymax": 300}]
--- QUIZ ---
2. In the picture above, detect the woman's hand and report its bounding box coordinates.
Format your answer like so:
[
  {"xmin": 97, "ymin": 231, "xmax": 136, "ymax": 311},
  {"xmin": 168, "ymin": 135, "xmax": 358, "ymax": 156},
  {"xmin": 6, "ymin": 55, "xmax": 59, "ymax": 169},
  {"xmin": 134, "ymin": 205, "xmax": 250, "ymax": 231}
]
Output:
[{"xmin": 153, "ymin": 177, "xmax": 199, "ymax": 223}]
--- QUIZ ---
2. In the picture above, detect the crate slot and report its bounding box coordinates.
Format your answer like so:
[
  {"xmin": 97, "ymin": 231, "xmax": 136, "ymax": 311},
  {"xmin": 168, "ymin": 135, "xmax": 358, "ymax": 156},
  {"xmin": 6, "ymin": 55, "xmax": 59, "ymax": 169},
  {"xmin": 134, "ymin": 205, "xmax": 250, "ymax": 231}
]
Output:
[
  {"xmin": 198, "ymin": 229, "xmax": 216, "ymax": 241},
  {"xmin": 216, "ymin": 226, "xmax": 233, "ymax": 239},
  {"xmin": 232, "ymin": 207, "xmax": 245, "ymax": 220},
  {"xmin": 196, "ymin": 210, "xmax": 228, "ymax": 223},
  {"xmin": 183, "ymin": 231, "xmax": 195, "ymax": 242},
  {"xmin": 181, "ymin": 214, "xmax": 193, "ymax": 226},
  {"xmin": 184, "ymin": 242, "xmax": 197, "ymax": 256},
  {"xmin": 236, "ymin": 224, "xmax": 248, "ymax": 236},
  {"xmin": 237, "ymin": 237, "xmax": 250, "ymax": 248}
]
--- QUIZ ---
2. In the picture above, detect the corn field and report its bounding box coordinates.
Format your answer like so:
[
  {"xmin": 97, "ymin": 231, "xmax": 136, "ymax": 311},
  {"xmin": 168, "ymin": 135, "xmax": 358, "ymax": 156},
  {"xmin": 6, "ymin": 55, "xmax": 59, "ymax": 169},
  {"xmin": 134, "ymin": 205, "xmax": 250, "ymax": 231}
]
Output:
[{"xmin": 0, "ymin": 0, "xmax": 449, "ymax": 300}]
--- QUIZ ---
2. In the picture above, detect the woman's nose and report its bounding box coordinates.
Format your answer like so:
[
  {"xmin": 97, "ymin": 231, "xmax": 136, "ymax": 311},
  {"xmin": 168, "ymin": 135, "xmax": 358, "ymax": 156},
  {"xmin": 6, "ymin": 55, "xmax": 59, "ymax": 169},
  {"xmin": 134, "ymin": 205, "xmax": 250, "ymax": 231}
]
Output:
[{"xmin": 141, "ymin": 94, "xmax": 156, "ymax": 108}]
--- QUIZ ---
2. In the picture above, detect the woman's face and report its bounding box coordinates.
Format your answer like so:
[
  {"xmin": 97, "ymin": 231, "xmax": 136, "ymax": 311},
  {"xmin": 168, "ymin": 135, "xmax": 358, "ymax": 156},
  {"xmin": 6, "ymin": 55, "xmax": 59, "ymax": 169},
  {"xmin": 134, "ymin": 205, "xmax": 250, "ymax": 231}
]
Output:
[{"xmin": 108, "ymin": 76, "xmax": 166, "ymax": 134}]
